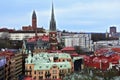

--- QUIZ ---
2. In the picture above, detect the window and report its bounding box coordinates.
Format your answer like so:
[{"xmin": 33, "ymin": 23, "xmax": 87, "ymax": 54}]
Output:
[
  {"xmin": 46, "ymin": 66, "xmax": 48, "ymax": 68},
  {"xmin": 34, "ymin": 71, "xmax": 36, "ymax": 74},
  {"xmin": 53, "ymin": 70, "xmax": 57, "ymax": 74},
  {"xmin": 31, "ymin": 60, "xmax": 33, "ymax": 63},
  {"xmin": 39, "ymin": 76, "xmax": 43, "ymax": 79},
  {"xmin": 46, "ymin": 71, "xmax": 49, "ymax": 74},
  {"xmin": 64, "ymin": 65, "xmax": 66, "ymax": 67},
  {"xmin": 29, "ymin": 72, "xmax": 31, "ymax": 75},
  {"xmin": 39, "ymin": 66, "xmax": 42, "ymax": 68},
  {"xmin": 60, "ymin": 65, "xmax": 62, "ymax": 67},
  {"xmin": 39, "ymin": 71, "xmax": 43, "ymax": 74},
  {"xmin": 29, "ymin": 66, "xmax": 31, "ymax": 69},
  {"xmin": 55, "ymin": 76, "xmax": 57, "ymax": 79},
  {"xmin": 53, "ymin": 76, "xmax": 57, "ymax": 79},
  {"xmin": 53, "ymin": 66, "xmax": 57, "ymax": 68},
  {"xmin": 68, "ymin": 69, "xmax": 71, "ymax": 73}
]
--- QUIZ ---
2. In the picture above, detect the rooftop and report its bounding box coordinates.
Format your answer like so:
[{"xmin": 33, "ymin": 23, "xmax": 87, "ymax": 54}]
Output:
[
  {"xmin": 25, "ymin": 52, "xmax": 72, "ymax": 70},
  {"xmin": 61, "ymin": 47, "xmax": 75, "ymax": 51}
]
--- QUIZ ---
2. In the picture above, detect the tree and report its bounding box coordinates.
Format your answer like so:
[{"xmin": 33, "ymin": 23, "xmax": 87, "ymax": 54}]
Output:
[{"xmin": 74, "ymin": 46, "xmax": 84, "ymax": 54}]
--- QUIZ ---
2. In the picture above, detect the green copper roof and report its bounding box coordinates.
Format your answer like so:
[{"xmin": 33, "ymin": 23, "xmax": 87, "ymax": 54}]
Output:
[
  {"xmin": 34, "ymin": 62, "xmax": 71, "ymax": 70},
  {"xmin": 49, "ymin": 53, "xmax": 71, "ymax": 59},
  {"xmin": 25, "ymin": 52, "xmax": 72, "ymax": 70}
]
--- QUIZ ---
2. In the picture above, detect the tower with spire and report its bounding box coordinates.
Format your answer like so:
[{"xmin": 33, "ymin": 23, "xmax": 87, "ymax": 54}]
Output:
[
  {"xmin": 32, "ymin": 10, "xmax": 37, "ymax": 31},
  {"xmin": 49, "ymin": 2, "xmax": 56, "ymax": 31},
  {"xmin": 49, "ymin": 2, "xmax": 58, "ymax": 50},
  {"xmin": 32, "ymin": 10, "xmax": 38, "ymax": 38}
]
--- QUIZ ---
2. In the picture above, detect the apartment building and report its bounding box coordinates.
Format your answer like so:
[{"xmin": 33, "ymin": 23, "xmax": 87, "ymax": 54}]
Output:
[
  {"xmin": 25, "ymin": 52, "xmax": 73, "ymax": 80},
  {"xmin": 0, "ymin": 50, "xmax": 24, "ymax": 80},
  {"xmin": 0, "ymin": 56, "xmax": 6, "ymax": 80},
  {"xmin": 62, "ymin": 33, "xmax": 93, "ymax": 52}
]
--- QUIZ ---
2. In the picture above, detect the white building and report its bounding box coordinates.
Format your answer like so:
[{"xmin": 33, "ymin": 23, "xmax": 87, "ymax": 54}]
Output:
[
  {"xmin": 62, "ymin": 33, "xmax": 93, "ymax": 51},
  {"xmin": 0, "ymin": 30, "xmax": 49, "ymax": 40},
  {"xmin": 9, "ymin": 31, "xmax": 48, "ymax": 40},
  {"xmin": 94, "ymin": 40, "xmax": 120, "ymax": 50}
]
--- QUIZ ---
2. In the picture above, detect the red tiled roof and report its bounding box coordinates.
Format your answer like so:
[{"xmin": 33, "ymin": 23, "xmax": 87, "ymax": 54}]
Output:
[
  {"xmin": 41, "ymin": 36, "xmax": 49, "ymax": 41},
  {"xmin": 27, "ymin": 35, "xmax": 49, "ymax": 42},
  {"xmin": 94, "ymin": 48, "xmax": 109, "ymax": 56},
  {"xmin": 84, "ymin": 48, "xmax": 120, "ymax": 70},
  {"xmin": 61, "ymin": 47, "xmax": 75, "ymax": 51},
  {"xmin": 0, "ymin": 51, "xmax": 14, "ymax": 61},
  {"xmin": 23, "ymin": 77, "xmax": 33, "ymax": 80},
  {"xmin": 0, "ymin": 28, "xmax": 15, "ymax": 32},
  {"xmin": 70, "ymin": 52, "xmax": 79, "ymax": 57},
  {"xmin": 112, "ymin": 48, "xmax": 120, "ymax": 53}
]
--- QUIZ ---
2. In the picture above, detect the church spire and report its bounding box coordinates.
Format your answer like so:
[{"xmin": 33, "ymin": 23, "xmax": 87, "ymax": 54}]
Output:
[
  {"xmin": 50, "ymin": 1, "xmax": 56, "ymax": 31},
  {"xmin": 32, "ymin": 10, "xmax": 37, "ymax": 19}
]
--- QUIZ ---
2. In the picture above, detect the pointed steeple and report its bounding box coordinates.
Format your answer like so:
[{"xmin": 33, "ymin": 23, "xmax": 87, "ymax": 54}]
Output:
[
  {"xmin": 50, "ymin": 1, "xmax": 56, "ymax": 31},
  {"xmin": 32, "ymin": 10, "xmax": 37, "ymax": 19}
]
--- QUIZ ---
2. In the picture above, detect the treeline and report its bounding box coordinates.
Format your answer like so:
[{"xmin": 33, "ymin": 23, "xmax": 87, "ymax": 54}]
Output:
[
  {"xmin": 0, "ymin": 39, "xmax": 23, "ymax": 49},
  {"xmin": 91, "ymin": 33, "xmax": 118, "ymax": 42}
]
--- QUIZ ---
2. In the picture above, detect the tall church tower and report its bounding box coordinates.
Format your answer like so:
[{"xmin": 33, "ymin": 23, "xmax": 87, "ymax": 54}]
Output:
[
  {"xmin": 32, "ymin": 10, "xmax": 38, "ymax": 38},
  {"xmin": 32, "ymin": 11, "xmax": 37, "ymax": 31},
  {"xmin": 49, "ymin": 2, "xmax": 58, "ymax": 50}
]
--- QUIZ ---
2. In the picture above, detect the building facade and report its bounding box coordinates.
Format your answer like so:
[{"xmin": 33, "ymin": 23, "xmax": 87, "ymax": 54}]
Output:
[
  {"xmin": 0, "ymin": 56, "xmax": 6, "ymax": 80},
  {"xmin": 22, "ymin": 10, "xmax": 42, "ymax": 32},
  {"xmin": 9, "ymin": 31, "xmax": 48, "ymax": 40},
  {"xmin": 62, "ymin": 33, "xmax": 93, "ymax": 52},
  {"xmin": 25, "ymin": 53, "xmax": 73, "ymax": 80},
  {"xmin": 0, "ymin": 50, "xmax": 24, "ymax": 80},
  {"xmin": 110, "ymin": 26, "xmax": 117, "ymax": 35}
]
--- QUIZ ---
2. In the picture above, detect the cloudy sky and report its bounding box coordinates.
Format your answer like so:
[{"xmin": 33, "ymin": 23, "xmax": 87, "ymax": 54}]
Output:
[{"xmin": 0, "ymin": 0, "xmax": 120, "ymax": 32}]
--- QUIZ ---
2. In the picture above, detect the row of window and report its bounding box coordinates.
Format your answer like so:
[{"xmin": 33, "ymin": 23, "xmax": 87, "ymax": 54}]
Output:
[
  {"xmin": 33, "ymin": 76, "xmax": 57, "ymax": 79},
  {"xmin": 26, "ymin": 69, "xmax": 71, "ymax": 75}
]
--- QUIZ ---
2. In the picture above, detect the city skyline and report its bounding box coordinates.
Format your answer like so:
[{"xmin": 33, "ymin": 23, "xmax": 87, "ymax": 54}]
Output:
[{"xmin": 0, "ymin": 0, "xmax": 120, "ymax": 32}]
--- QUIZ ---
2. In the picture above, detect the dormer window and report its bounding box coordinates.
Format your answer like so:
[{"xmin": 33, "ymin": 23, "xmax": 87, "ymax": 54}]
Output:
[
  {"xmin": 39, "ymin": 66, "xmax": 42, "ymax": 68},
  {"xmin": 31, "ymin": 60, "xmax": 33, "ymax": 63},
  {"xmin": 64, "ymin": 65, "xmax": 66, "ymax": 67},
  {"xmin": 46, "ymin": 66, "xmax": 48, "ymax": 68},
  {"xmin": 60, "ymin": 65, "xmax": 62, "ymax": 67}
]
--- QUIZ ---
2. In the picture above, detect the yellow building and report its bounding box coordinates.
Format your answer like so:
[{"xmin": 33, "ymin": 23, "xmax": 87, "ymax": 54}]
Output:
[{"xmin": 25, "ymin": 53, "xmax": 73, "ymax": 80}]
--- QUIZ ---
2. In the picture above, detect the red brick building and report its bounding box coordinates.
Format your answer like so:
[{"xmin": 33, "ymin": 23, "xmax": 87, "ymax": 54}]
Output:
[
  {"xmin": 22, "ymin": 11, "xmax": 37, "ymax": 31},
  {"xmin": 22, "ymin": 11, "xmax": 45, "ymax": 33}
]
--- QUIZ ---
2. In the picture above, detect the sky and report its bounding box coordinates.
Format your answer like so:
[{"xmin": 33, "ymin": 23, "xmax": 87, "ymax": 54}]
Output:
[{"xmin": 0, "ymin": 0, "xmax": 120, "ymax": 32}]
